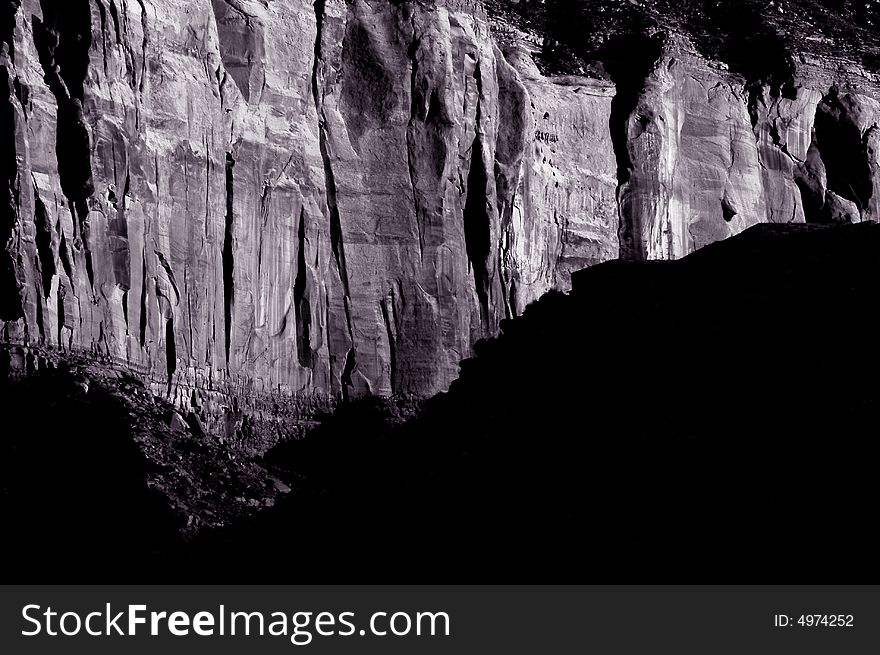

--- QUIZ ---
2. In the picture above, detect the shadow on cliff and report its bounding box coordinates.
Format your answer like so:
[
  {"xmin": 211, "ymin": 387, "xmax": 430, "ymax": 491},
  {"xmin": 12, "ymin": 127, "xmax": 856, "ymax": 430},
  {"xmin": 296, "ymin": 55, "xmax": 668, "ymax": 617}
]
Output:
[{"xmin": 189, "ymin": 222, "xmax": 880, "ymax": 583}]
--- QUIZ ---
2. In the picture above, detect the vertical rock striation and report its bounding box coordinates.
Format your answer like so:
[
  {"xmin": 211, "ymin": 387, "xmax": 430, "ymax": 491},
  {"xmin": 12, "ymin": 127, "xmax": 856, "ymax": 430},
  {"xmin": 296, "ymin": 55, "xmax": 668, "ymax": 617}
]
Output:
[{"xmin": 614, "ymin": 35, "xmax": 768, "ymax": 261}]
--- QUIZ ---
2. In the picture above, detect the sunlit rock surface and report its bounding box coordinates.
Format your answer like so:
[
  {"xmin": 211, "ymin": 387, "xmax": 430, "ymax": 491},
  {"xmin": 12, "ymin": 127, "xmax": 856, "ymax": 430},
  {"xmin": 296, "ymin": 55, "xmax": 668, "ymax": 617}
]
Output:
[{"xmin": 2, "ymin": 0, "xmax": 880, "ymax": 410}]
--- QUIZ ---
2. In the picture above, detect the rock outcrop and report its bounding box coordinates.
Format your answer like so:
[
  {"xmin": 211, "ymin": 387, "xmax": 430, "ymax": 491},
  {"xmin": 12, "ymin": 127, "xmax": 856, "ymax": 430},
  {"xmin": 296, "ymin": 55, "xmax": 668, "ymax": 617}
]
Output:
[
  {"xmin": 0, "ymin": 0, "xmax": 622, "ymax": 403},
  {"xmin": 2, "ymin": 0, "xmax": 880, "ymax": 409}
]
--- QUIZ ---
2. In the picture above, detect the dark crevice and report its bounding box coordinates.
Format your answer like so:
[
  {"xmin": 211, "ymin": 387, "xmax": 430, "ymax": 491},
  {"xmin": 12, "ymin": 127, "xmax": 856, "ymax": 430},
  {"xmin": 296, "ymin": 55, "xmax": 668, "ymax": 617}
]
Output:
[
  {"xmin": 53, "ymin": 106, "xmax": 94, "ymax": 204},
  {"xmin": 222, "ymin": 152, "xmax": 235, "ymax": 366},
  {"xmin": 405, "ymin": 33, "xmax": 426, "ymax": 260},
  {"xmin": 134, "ymin": 0, "xmax": 147, "ymax": 96},
  {"xmin": 604, "ymin": 34, "xmax": 664, "ymax": 263},
  {"xmin": 33, "ymin": 275, "xmax": 45, "ymax": 340},
  {"xmin": 312, "ymin": 0, "xmax": 355, "ymax": 382},
  {"xmin": 720, "ymin": 195, "xmax": 737, "ymax": 223},
  {"xmin": 293, "ymin": 206, "xmax": 312, "ymax": 369},
  {"xmin": 32, "ymin": 1, "xmax": 93, "ymax": 181},
  {"xmin": 794, "ymin": 134, "xmax": 828, "ymax": 224},
  {"xmin": 58, "ymin": 230, "xmax": 73, "ymax": 281},
  {"xmin": 463, "ymin": 62, "xmax": 492, "ymax": 331},
  {"xmin": 407, "ymin": 35, "xmax": 422, "ymax": 117},
  {"xmin": 426, "ymin": 88, "xmax": 442, "ymax": 123},
  {"xmin": 154, "ymin": 250, "xmax": 180, "ymax": 304},
  {"xmin": 32, "ymin": 182, "xmax": 56, "ymax": 298},
  {"xmin": 463, "ymin": 130, "xmax": 491, "ymax": 330},
  {"xmin": 814, "ymin": 91, "xmax": 873, "ymax": 215},
  {"xmin": 340, "ymin": 347, "xmax": 357, "ymax": 402},
  {"xmin": 746, "ymin": 86, "xmax": 763, "ymax": 130},
  {"xmin": 165, "ymin": 316, "xmax": 176, "ymax": 382},
  {"xmin": 74, "ymin": 199, "xmax": 95, "ymax": 290},
  {"xmin": 312, "ymin": 0, "xmax": 349, "ymax": 298},
  {"xmin": 138, "ymin": 248, "xmax": 147, "ymax": 348},
  {"xmin": 795, "ymin": 176, "xmax": 824, "ymax": 223},
  {"xmin": 56, "ymin": 283, "xmax": 65, "ymax": 345},
  {"xmin": 13, "ymin": 78, "xmax": 28, "ymax": 116},
  {"xmin": 32, "ymin": 1, "xmax": 96, "ymax": 289},
  {"xmin": 321, "ymin": 141, "xmax": 349, "ymax": 297},
  {"xmin": 108, "ymin": 0, "xmax": 122, "ymax": 44},
  {"xmin": 324, "ymin": 287, "xmax": 333, "ymax": 386}
]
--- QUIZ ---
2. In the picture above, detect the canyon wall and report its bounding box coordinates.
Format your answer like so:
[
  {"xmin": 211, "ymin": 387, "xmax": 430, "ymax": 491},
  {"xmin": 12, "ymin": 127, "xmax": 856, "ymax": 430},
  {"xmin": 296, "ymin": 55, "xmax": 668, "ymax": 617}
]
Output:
[
  {"xmin": 615, "ymin": 36, "xmax": 880, "ymax": 261},
  {"xmin": 2, "ymin": 0, "xmax": 880, "ymax": 406}
]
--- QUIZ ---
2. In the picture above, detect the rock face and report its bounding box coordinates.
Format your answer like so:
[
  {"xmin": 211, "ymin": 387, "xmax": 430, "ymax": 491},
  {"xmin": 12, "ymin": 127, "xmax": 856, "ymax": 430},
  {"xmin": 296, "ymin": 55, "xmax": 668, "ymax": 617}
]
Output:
[
  {"xmin": 615, "ymin": 38, "xmax": 769, "ymax": 260},
  {"xmin": 751, "ymin": 65, "xmax": 880, "ymax": 227},
  {"xmin": 614, "ymin": 34, "xmax": 880, "ymax": 261},
  {"xmin": 2, "ymin": 0, "xmax": 880, "ymax": 404}
]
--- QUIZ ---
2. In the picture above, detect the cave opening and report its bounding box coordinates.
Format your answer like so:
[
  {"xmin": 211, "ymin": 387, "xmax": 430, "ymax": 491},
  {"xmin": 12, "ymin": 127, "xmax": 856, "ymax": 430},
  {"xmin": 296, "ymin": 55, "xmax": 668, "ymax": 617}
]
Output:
[{"xmin": 812, "ymin": 92, "xmax": 873, "ymax": 220}]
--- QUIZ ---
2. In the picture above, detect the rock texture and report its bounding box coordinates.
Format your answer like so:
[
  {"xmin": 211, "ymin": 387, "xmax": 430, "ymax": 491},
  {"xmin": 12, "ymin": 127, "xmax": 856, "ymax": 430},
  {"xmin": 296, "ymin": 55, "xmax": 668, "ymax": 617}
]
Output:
[
  {"xmin": 753, "ymin": 70, "xmax": 880, "ymax": 225},
  {"xmin": 612, "ymin": 34, "xmax": 880, "ymax": 261},
  {"xmin": 615, "ymin": 37, "xmax": 768, "ymax": 260},
  {"xmin": 0, "ymin": 0, "xmax": 621, "ymax": 402},
  {"xmin": 2, "ymin": 0, "xmax": 880, "ymax": 407}
]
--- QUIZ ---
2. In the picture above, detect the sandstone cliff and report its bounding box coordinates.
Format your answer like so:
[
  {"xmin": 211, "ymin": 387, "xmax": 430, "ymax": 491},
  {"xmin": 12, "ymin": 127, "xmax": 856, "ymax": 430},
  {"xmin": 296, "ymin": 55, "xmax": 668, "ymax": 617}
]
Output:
[{"xmin": 2, "ymin": 0, "xmax": 879, "ymax": 407}]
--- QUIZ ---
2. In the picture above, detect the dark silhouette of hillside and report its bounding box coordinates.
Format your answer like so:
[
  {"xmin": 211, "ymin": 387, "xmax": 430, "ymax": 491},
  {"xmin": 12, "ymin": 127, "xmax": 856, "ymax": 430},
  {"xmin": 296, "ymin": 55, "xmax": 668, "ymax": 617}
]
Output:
[
  {"xmin": 0, "ymin": 350, "xmax": 297, "ymax": 582},
  {"xmin": 0, "ymin": 363, "xmax": 182, "ymax": 579},
  {"xmin": 191, "ymin": 223, "xmax": 880, "ymax": 582}
]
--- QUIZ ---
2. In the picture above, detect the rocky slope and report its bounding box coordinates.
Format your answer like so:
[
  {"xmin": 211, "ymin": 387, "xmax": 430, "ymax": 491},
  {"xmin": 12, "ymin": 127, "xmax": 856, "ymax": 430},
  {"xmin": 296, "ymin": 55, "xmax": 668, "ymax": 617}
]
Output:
[
  {"xmin": 0, "ymin": 343, "xmax": 301, "ymax": 578},
  {"xmin": 1, "ymin": 0, "xmax": 879, "ymax": 414}
]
